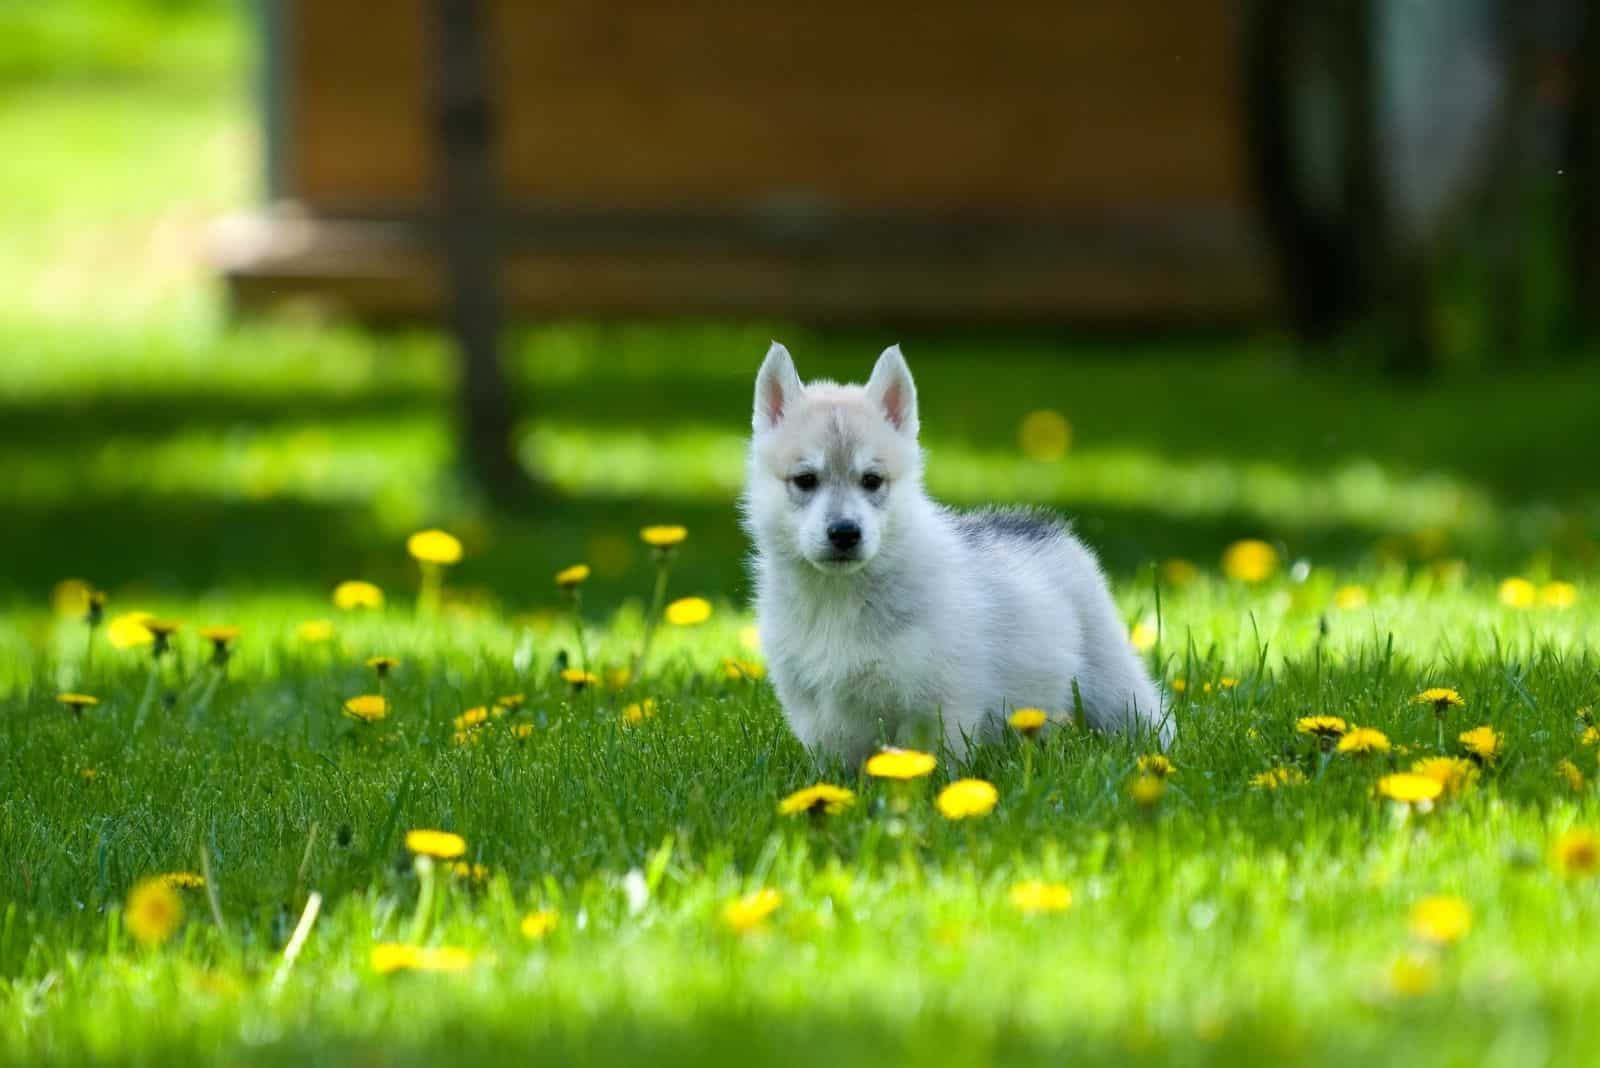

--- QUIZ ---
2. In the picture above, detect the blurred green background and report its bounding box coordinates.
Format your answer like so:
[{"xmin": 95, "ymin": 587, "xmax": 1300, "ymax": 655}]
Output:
[{"xmin": 3, "ymin": 0, "xmax": 1597, "ymax": 620}]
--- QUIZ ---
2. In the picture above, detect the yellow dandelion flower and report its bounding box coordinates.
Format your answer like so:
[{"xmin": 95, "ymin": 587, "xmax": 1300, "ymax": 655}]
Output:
[
  {"xmin": 1218, "ymin": 676, "xmax": 1240, "ymax": 690},
  {"xmin": 407, "ymin": 529, "xmax": 463, "ymax": 566},
  {"xmin": 416, "ymin": 952, "xmax": 470, "ymax": 978},
  {"xmin": 371, "ymin": 943, "xmax": 473, "ymax": 974},
  {"xmin": 1128, "ymin": 774, "xmax": 1166, "ymax": 806},
  {"xmin": 1581, "ymin": 724, "xmax": 1598, "ymax": 747},
  {"xmin": 1332, "ymin": 585, "xmax": 1369, "ymax": 610},
  {"xmin": 405, "ymin": 829, "xmax": 466, "ymax": 859},
  {"xmin": 738, "ymin": 624, "xmax": 761, "ymax": 651},
  {"xmin": 125, "ymin": 878, "xmax": 183, "ymax": 947},
  {"xmin": 665, "ymin": 596, "xmax": 712, "ymax": 625},
  {"xmin": 554, "ymin": 563, "xmax": 591, "ymax": 589},
  {"xmin": 1556, "ymin": 759, "xmax": 1586, "ymax": 793},
  {"xmin": 1221, "ymin": 539, "xmax": 1279, "ymax": 583},
  {"xmin": 1009, "ymin": 707, "xmax": 1049, "ymax": 736},
  {"xmin": 450, "ymin": 861, "xmax": 490, "ymax": 883},
  {"xmin": 640, "ymin": 525, "xmax": 688, "ymax": 548},
  {"xmin": 1336, "ymin": 727, "xmax": 1391, "ymax": 756},
  {"xmin": 1411, "ymin": 756, "xmax": 1478, "ymax": 797},
  {"xmin": 296, "ymin": 619, "xmax": 335, "ymax": 643},
  {"xmin": 512, "ymin": 723, "xmax": 535, "ymax": 740},
  {"xmin": 366, "ymin": 655, "xmax": 400, "ymax": 677},
  {"xmin": 1458, "ymin": 725, "xmax": 1502, "ymax": 765},
  {"xmin": 521, "ymin": 910, "xmax": 559, "ymax": 939},
  {"xmin": 1388, "ymin": 951, "xmax": 1440, "ymax": 997},
  {"xmin": 1160, "ymin": 558, "xmax": 1200, "ymax": 587},
  {"xmin": 1377, "ymin": 772, "xmax": 1444, "ymax": 805},
  {"xmin": 1137, "ymin": 754, "xmax": 1176, "ymax": 778},
  {"xmin": 938, "ymin": 778, "xmax": 999, "ymax": 819},
  {"xmin": 1540, "ymin": 581, "xmax": 1578, "ymax": 608},
  {"xmin": 1296, "ymin": 715, "xmax": 1348, "ymax": 740},
  {"xmin": 453, "ymin": 706, "xmax": 490, "ymax": 731},
  {"xmin": 370, "ymin": 943, "xmax": 420, "ymax": 973},
  {"xmin": 333, "ymin": 580, "xmax": 385, "ymax": 610},
  {"xmin": 561, "ymin": 668, "xmax": 599, "ymax": 690},
  {"xmin": 1250, "ymin": 766, "xmax": 1305, "ymax": 790},
  {"xmin": 1413, "ymin": 688, "xmax": 1464, "ymax": 714},
  {"xmin": 1498, "ymin": 577, "xmax": 1536, "ymax": 608},
  {"xmin": 864, "ymin": 747, "xmax": 936, "ymax": 780},
  {"xmin": 496, "ymin": 693, "xmax": 525, "ymax": 710},
  {"xmin": 778, "ymin": 783, "xmax": 856, "ymax": 817},
  {"xmin": 1009, "ymin": 880, "xmax": 1072, "ymax": 913},
  {"xmin": 79, "ymin": 767, "xmax": 99, "ymax": 781},
  {"xmin": 1018, "ymin": 409, "xmax": 1072, "ymax": 462},
  {"xmin": 143, "ymin": 618, "xmax": 182, "ymax": 640},
  {"xmin": 622, "ymin": 698, "xmax": 657, "ymax": 725},
  {"xmin": 723, "ymin": 888, "xmax": 782, "ymax": 933},
  {"xmin": 1552, "ymin": 828, "xmax": 1599, "ymax": 878},
  {"xmin": 1129, "ymin": 621, "xmax": 1158, "ymax": 652},
  {"xmin": 53, "ymin": 578, "xmax": 94, "ymax": 617},
  {"xmin": 1170, "ymin": 678, "xmax": 1188, "ymax": 694},
  {"xmin": 56, "ymin": 692, "xmax": 100, "ymax": 714},
  {"xmin": 722, "ymin": 657, "xmax": 765, "ymax": 681},
  {"xmin": 107, "ymin": 612, "xmax": 155, "ymax": 649},
  {"xmin": 158, "ymin": 872, "xmax": 206, "ymax": 890},
  {"xmin": 1409, "ymin": 895, "xmax": 1471, "ymax": 945},
  {"xmin": 342, "ymin": 694, "xmax": 388, "ymax": 723},
  {"xmin": 197, "ymin": 626, "xmax": 239, "ymax": 664}
]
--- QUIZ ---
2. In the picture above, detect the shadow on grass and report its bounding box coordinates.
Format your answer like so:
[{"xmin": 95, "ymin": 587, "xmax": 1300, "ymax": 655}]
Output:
[
  {"xmin": 8, "ymin": 328, "xmax": 1600, "ymax": 605},
  {"xmin": 13, "ymin": 341, "xmax": 1600, "ymax": 503},
  {"xmin": 0, "ymin": 386, "xmax": 439, "ymax": 448},
  {"xmin": 4, "ymin": 486, "xmax": 1552, "ymax": 611}
]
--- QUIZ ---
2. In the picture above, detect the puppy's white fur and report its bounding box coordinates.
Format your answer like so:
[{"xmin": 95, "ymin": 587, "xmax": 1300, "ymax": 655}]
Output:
[{"xmin": 743, "ymin": 342, "xmax": 1169, "ymax": 765}]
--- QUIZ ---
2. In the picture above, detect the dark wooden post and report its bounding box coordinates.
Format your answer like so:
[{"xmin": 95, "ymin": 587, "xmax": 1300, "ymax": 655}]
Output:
[{"xmin": 428, "ymin": 0, "xmax": 538, "ymax": 504}]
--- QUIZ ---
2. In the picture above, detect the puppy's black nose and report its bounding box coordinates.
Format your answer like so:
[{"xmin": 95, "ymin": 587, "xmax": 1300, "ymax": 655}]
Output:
[{"xmin": 827, "ymin": 519, "xmax": 862, "ymax": 550}]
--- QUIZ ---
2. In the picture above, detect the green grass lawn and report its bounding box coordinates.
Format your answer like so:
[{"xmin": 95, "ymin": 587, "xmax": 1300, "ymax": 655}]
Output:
[{"xmin": 5, "ymin": 6, "xmax": 1600, "ymax": 1066}]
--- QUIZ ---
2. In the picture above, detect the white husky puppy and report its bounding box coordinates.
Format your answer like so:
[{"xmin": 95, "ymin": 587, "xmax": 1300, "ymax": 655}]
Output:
[{"xmin": 743, "ymin": 342, "xmax": 1169, "ymax": 765}]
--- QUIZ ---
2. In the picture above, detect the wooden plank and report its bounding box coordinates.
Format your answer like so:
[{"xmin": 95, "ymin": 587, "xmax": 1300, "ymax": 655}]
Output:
[
  {"xmin": 486, "ymin": 2, "xmax": 1235, "ymax": 90},
  {"xmin": 217, "ymin": 211, "xmax": 1273, "ymax": 324},
  {"xmin": 287, "ymin": 0, "xmax": 1246, "ymax": 211}
]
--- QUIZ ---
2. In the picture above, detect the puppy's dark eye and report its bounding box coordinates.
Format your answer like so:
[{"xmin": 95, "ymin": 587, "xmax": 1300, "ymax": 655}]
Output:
[
  {"xmin": 860, "ymin": 473, "xmax": 884, "ymax": 492},
  {"xmin": 792, "ymin": 472, "xmax": 819, "ymax": 492}
]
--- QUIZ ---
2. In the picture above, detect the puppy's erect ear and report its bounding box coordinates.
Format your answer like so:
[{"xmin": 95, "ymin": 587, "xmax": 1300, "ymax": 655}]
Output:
[
  {"xmin": 753, "ymin": 341, "xmax": 804, "ymax": 432},
  {"xmin": 864, "ymin": 344, "xmax": 918, "ymax": 436}
]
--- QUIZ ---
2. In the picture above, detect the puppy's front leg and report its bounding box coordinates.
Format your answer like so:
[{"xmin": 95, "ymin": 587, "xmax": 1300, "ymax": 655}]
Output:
[
  {"xmin": 791, "ymin": 698, "xmax": 881, "ymax": 773},
  {"xmin": 934, "ymin": 706, "xmax": 985, "ymax": 765}
]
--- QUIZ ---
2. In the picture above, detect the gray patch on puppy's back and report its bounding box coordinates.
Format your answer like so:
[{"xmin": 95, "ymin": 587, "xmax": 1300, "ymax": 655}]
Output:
[{"xmin": 950, "ymin": 507, "xmax": 1066, "ymax": 547}]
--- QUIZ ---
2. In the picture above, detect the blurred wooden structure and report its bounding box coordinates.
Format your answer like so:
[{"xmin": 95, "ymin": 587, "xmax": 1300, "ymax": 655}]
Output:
[{"xmin": 220, "ymin": 1, "xmax": 1273, "ymax": 324}]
